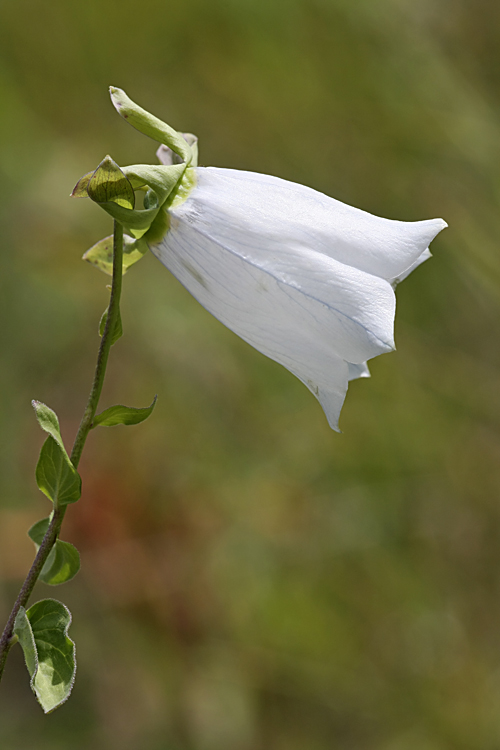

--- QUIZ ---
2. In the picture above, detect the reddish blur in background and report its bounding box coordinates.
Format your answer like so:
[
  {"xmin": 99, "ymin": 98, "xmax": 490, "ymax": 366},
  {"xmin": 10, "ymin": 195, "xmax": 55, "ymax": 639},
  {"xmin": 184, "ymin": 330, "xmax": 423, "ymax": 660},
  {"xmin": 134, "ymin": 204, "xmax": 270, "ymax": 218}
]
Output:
[{"xmin": 1, "ymin": 1, "xmax": 500, "ymax": 748}]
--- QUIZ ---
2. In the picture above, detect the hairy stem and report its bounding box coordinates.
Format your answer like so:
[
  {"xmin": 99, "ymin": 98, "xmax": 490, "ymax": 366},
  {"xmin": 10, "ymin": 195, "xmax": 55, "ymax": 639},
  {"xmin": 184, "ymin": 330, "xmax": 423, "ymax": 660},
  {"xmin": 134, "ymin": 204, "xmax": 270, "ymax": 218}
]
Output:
[
  {"xmin": 0, "ymin": 220, "xmax": 124, "ymax": 682},
  {"xmin": 71, "ymin": 220, "xmax": 124, "ymax": 468}
]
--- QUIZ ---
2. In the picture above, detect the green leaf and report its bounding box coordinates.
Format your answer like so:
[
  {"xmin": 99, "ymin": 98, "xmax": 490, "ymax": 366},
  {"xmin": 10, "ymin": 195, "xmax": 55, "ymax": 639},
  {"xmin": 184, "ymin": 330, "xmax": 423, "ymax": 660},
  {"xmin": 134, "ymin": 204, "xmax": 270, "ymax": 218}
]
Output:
[
  {"xmin": 27, "ymin": 519, "xmax": 81, "ymax": 586},
  {"xmin": 39, "ymin": 541, "xmax": 80, "ymax": 586},
  {"xmin": 109, "ymin": 87, "xmax": 194, "ymax": 165},
  {"xmin": 13, "ymin": 607, "xmax": 38, "ymax": 679},
  {"xmin": 99, "ymin": 306, "xmax": 123, "ymax": 345},
  {"xmin": 87, "ymin": 155, "xmax": 135, "ymax": 209},
  {"xmin": 31, "ymin": 401, "xmax": 80, "ymax": 504},
  {"xmin": 36, "ymin": 437, "xmax": 81, "ymax": 507},
  {"xmin": 31, "ymin": 401, "xmax": 65, "ymax": 452},
  {"xmin": 15, "ymin": 600, "xmax": 76, "ymax": 713},
  {"xmin": 93, "ymin": 395, "xmax": 157, "ymax": 428},
  {"xmin": 82, "ymin": 233, "xmax": 148, "ymax": 276},
  {"xmin": 28, "ymin": 516, "xmax": 51, "ymax": 546}
]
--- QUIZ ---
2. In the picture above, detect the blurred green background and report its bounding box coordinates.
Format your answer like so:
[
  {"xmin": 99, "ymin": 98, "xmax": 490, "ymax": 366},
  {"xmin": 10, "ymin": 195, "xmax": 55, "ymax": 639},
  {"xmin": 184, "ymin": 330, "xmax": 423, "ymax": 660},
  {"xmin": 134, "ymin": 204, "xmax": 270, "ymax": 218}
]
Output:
[{"xmin": 1, "ymin": 0, "xmax": 500, "ymax": 747}]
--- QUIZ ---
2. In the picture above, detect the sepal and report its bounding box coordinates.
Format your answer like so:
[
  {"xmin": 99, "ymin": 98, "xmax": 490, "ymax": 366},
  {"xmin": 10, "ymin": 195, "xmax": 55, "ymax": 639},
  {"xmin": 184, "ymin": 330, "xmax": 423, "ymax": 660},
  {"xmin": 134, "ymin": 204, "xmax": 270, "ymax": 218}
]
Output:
[
  {"xmin": 74, "ymin": 158, "xmax": 188, "ymax": 267},
  {"xmin": 91, "ymin": 162, "xmax": 186, "ymax": 239},
  {"xmin": 157, "ymin": 134, "xmax": 198, "ymax": 168},
  {"xmin": 70, "ymin": 171, "xmax": 92, "ymax": 198},
  {"xmin": 122, "ymin": 163, "xmax": 186, "ymax": 202},
  {"xmin": 87, "ymin": 156, "xmax": 135, "ymax": 209},
  {"xmin": 109, "ymin": 86, "xmax": 194, "ymax": 165}
]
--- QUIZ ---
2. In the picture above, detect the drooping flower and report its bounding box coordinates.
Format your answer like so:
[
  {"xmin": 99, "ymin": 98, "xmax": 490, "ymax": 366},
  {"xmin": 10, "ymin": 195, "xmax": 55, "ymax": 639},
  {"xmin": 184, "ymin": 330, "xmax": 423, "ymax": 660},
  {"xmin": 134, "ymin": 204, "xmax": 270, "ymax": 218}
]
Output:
[
  {"xmin": 150, "ymin": 155, "xmax": 446, "ymax": 429},
  {"xmin": 77, "ymin": 89, "xmax": 447, "ymax": 430}
]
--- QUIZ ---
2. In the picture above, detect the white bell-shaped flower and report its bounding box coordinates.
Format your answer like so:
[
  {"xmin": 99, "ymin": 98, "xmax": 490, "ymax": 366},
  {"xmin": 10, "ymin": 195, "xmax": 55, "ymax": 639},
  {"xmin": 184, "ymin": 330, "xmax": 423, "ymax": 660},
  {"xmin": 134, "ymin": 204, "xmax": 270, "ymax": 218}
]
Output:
[
  {"xmin": 104, "ymin": 88, "xmax": 446, "ymax": 429},
  {"xmin": 148, "ymin": 162, "xmax": 446, "ymax": 430}
]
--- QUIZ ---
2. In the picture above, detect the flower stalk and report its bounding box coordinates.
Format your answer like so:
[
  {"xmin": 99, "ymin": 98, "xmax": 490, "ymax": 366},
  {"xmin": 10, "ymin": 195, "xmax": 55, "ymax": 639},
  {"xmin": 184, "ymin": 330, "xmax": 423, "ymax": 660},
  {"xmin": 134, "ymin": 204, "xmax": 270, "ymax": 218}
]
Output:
[{"xmin": 0, "ymin": 220, "xmax": 124, "ymax": 683}]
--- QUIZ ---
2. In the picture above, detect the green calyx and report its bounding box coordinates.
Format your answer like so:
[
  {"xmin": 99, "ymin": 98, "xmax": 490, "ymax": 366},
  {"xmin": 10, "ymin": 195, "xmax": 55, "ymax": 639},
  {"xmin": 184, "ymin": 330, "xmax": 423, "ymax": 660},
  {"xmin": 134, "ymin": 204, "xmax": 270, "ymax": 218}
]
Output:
[
  {"xmin": 72, "ymin": 88, "xmax": 198, "ymax": 276},
  {"xmin": 110, "ymin": 87, "xmax": 195, "ymax": 166}
]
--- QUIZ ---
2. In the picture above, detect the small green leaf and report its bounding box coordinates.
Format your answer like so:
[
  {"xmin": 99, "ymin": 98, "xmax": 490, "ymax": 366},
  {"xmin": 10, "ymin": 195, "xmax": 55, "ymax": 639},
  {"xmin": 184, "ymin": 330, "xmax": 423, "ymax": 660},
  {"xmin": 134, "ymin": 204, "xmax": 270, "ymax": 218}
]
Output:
[
  {"xmin": 39, "ymin": 541, "xmax": 80, "ymax": 586},
  {"xmin": 87, "ymin": 156, "xmax": 135, "ymax": 209},
  {"xmin": 99, "ymin": 306, "xmax": 123, "ymax": 345},
  {"xmin": 27, "ymin": 519, "xmax": 80, "ymax": 586},
  {"xmin": 28, "ymin": 516, "xmax": 51, "ymax": 546},
  {"xmin": 36, "ymin": 437, "xmax": 81, "ymax": 507},
  {"xmin": 32, "ymin": 402, "xmax": 78, "ymax": 503},
  {"xmin": 93, "ymin": 395, "xmax": 157, "ymax": 428},
  {"xmin": 83, "ymin": 234, "xmax": 148, "ymax": 276},
  {"xmin": 31, "ymin": 401, "xmax": 65, "ymax": 452},
  {"xmin": 18, "ymin": 599, "xmax": 76, "ymax": 713},
  {"xmin": 13, "ymin": 607, "xmax": 38, "ymax": 679}
]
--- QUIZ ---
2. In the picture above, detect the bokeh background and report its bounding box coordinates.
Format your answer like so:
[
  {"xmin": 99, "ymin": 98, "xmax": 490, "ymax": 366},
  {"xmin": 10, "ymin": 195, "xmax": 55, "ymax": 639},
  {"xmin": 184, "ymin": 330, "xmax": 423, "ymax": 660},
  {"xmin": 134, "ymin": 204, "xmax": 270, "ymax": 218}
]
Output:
[{"xmin": 1, "ymin": 0, "xmax": 500, "ymax": 747}]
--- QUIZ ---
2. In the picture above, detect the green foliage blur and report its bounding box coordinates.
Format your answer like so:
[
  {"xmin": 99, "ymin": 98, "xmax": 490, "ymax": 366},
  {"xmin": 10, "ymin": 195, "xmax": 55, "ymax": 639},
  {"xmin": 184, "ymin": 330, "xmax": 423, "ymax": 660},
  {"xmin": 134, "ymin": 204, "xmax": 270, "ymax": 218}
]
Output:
[{"xmin": 1, "ymin": 0, "xmax": 500, "ymax": 747}]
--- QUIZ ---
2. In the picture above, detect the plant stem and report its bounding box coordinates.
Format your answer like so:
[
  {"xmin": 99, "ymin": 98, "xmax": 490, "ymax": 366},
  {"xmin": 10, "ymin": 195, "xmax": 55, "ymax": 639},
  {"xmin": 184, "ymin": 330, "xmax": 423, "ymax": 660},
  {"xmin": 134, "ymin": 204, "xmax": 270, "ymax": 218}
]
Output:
[
  {"xmin": 71, "ymin": 220, "xmax": 124, "ymax": 468},
  {"xmin": 0, "ymin": 220, "xmax": 124, "ymax": 682}
]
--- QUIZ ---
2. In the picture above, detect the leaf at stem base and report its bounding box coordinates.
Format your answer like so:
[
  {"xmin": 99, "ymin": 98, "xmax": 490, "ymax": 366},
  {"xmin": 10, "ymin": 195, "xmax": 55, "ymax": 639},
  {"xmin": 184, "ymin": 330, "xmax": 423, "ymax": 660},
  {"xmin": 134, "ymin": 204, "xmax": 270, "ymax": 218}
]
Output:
[{"xmin": 14, "ymin": 600, "xmax": 76, "ymax": 713}]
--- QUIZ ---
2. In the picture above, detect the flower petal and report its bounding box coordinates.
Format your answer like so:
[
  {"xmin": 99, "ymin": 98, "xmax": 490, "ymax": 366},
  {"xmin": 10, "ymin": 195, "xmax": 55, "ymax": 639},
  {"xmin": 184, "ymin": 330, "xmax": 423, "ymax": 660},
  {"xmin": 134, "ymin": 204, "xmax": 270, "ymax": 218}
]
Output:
[
  {"xmin": 389, "ymin": 248, "xmax": 432, "ymax": 286},
  {"xmin": 347, "ymin": 361, "xmax": 371, "ymax": 381},
  {"xmin": 148, "ymin": 167, "xmax": 445, "ymax": 429},
  {"xmin": 193, "ymin": 168, "xmax": 446, "ymax": 281},
  {"xmin": 158, "ymin": 182, "xmax": 397, "ymax": 355},
  {"xmin": 149, "ymin": 205, "xmax": 397, "ymax": 429}
]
